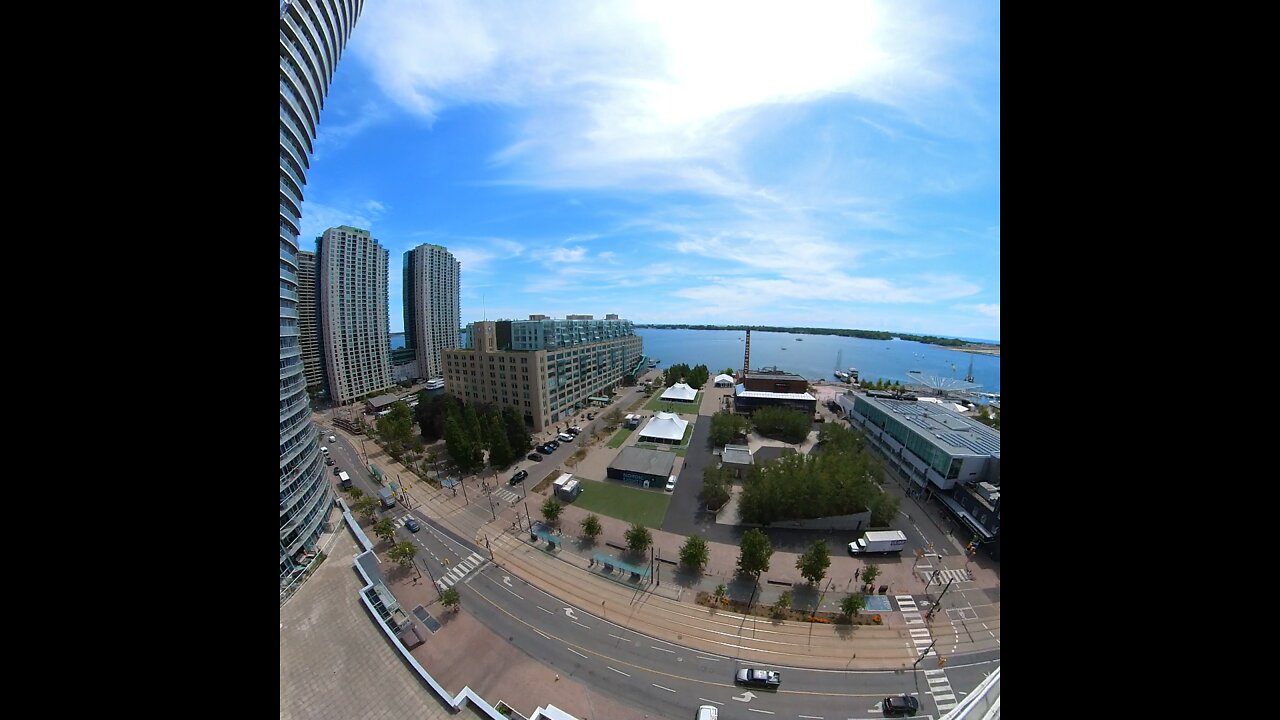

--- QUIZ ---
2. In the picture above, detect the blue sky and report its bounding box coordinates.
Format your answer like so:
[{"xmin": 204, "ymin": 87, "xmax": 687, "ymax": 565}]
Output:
[{"xmin": 299, "ymin": 0, "xmax": 1000, "ymax": 342}]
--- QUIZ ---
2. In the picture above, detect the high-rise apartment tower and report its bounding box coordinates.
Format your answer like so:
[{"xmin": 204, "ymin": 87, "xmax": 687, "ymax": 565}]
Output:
[
  {"xmin": 403, "ymin": 244, "xmax": 461, "ymax": 381},
  {"xmin": 318, "ymin": 226, "xmax": 394, "ymax": 405},
  {"xmin": 279, "ymin": 0, "xmax": 364, "ymax": 579}
]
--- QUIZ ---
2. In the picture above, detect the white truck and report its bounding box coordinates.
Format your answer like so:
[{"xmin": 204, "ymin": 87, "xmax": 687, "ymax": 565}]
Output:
[{"xmin": 847, "ymin": 530, "xmax": 908, "ymax": 555}]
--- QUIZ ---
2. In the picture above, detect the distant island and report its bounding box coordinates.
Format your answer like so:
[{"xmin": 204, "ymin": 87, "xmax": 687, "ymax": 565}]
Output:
[{"xmin": 634, "ymin": 324, "xmax": 999, "ymax": 355}]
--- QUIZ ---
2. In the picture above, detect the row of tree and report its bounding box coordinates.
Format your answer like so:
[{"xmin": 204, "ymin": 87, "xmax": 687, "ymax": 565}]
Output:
[
  {"xmin": 749, "ymin": 405, "xmax": 811, "ymax": 443},
  {"xmin": 708, "ymin": 411, "xmax": 751, "ymax": 447},
  {"xmin": 411, "ymin": 394, "xmax": 532, "ymax": 475},
  {"xmin": 973, "ymin": 404, "xmax": 1001, "ymax": 430},
  {"xmin": 663, "ymin": 362, "xmax": 711, "ymax": 390},
  {"xmin": 737, "ymin": 423, "xmax": 899, "ymax": 526}
]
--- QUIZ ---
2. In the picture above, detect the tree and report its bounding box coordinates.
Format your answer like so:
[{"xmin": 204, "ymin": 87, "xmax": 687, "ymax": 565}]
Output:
[
  {"xmin": 376, "ymin": 401, "xmax": 415, "ymax": 454},
  {"xmin": 580, "ymin": 514, "xmax": 602, "ymax": 542},
  {"xmin": 502, "ymin": 406, "xmax": 532, "ymax": 453},
  {"xmin": 839, "ymin": 593, "xmax": 866, "ymax": 619},
  {"xmin": 346, "ymin": 487, "xmax": 364, "ymax": 500},
  {"xmin": 678, "ymin": 535, "xmax": 710, "ymax": 573},
  {"xmin": 796, "ymin": 539, "xmax": 831, "ymax": 585},
  {"xmin": 541, "ymin": 496, "xmax": 563, "ymax": 524},
  {"xmin": 869, "ymin": 491, "xmax": 901, "ymax": 527},
  {"xmin": 355, "ymin": 497, "xmax": 379, "ymax": 522},
  {"xmin": 750, "ymin": 405, "xmax": 811, "ymax": 443},
  {"xmin": 440, "ymin": 586, "xmax": 460, "ymax": 611},
  {"xmin": 772, "ymin": 590, "xmax": 792, "ymax": 618},
  {"xmin": 862, "ymin": 563, "xmax": 880, "ymax": 589},
  {"xmin": 625, "ymin": 522, "xmax": 653, "ymax": 554},
  {"xmin": 709, "ymin": 411, "xmax": 750, "ymax": 447},
  {"xmin": 713, "ymin": 583, "xmax": 727, "ymax": 604},
  {"xmin": 737, "ymin": 528, "xmax": 773, "ymax": 579},
  {"xmin": 486, "ymin": 413, "xmax": 512, "ymax": 468},
  {"xmin": 699, "ymin": 466, "xmax": 732, "ymax": 511},
  {"xmin": 721, "ymin": 367, "xmax": 736, "ymax": 376},
  {"xmin": 388, "ymin": 540, "xmax": 417, "ymax": 568},
  {"xmin": 372, "ymin": 519, "xmax": 396, "ymax": 546}
]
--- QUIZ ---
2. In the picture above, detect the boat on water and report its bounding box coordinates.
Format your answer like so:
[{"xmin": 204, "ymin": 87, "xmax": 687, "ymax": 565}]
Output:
[
  {"xmin": 781, "ymin": 347, "xmax": 787, "ymax": 350},
  {"xmin": 795, "ymin": 337, "xmax": 803, "ymax": 341},
  {"xmin": 834, "ymin": 371, "xmax": 850, "ymax": 380}
]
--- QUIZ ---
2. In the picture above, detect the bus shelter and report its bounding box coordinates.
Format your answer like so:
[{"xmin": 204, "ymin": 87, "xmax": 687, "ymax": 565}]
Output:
[{"xmin": 592, "ymin": 553, "xmax": 650, "ymax": 580}]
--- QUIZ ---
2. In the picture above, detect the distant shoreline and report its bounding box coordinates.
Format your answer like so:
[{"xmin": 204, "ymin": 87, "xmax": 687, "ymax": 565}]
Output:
[{"xmin": 634, "ymin": 324, "xmax": 999, "ymax": 354}]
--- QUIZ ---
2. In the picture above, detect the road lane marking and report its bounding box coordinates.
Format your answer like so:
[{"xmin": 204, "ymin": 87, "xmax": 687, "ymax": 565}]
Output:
[
  {"xmin": 567, "ymin": 648, "xmax": 589, "ymax": 659},
  {"xmin": 535, "ymin": 630, "xmax": 550, "ymax": 640},
  {"xmin": 572, "ymin": 621, "xmax": 591, "ymax": 629},
  {"xmin": 608, "ymin": 634, "xmax": 630, "ymax": 642},
  {"xmin": 537, "ymin": 606, "xmax": 553, "ymax": 614},
  {"xmin": 651, "ymin": 646, "xmax": 676, "ymax": 653},
  {"xmin": 696, "ymin": 656, "xmax": 722, "ymax": 662},
  {"xmin": 698, "ymin": 698, "xmax": 724, "ymax": 706},
  {"xmin": 747, "ymin": 710, "xmax": 774, "ymax": 715},
  {"xmin": 652, "ymin": 684, "xmax": 676, "ymax": 693},
  {"xmin": 799, "ymin": 715, "xmax": 824, "ymax": 719},
  {"xmin": 607, "ymin": 666, "xmax": 630, "ymax": 677}
]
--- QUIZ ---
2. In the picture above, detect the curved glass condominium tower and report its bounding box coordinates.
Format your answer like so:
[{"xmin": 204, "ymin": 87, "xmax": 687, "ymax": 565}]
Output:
[{"xmin": 279, "ymin": 0, "xmax": 364, "ymax": 579}]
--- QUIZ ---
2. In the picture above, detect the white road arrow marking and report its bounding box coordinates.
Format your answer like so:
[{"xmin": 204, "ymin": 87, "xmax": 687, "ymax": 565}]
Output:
[
  {"xmin": 733, "ymin": 691, "xmax": 757, "ymax": 702},
  {"xmin": 562, "ymin": 607, "xmax": 577, "ymax": 619},
  {"xmin": 503, "ymin": 576, "xmax": 513, "ymax": 587}
]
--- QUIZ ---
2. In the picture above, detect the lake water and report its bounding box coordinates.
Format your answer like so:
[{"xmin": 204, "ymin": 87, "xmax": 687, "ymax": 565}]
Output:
[
  {"xmin": 633, "ymin": 328, "xmax": 1000, "ymax": 394},
  {"xmin": 400, "ymin": 327, "xmax": 999, "ymax": 395}
]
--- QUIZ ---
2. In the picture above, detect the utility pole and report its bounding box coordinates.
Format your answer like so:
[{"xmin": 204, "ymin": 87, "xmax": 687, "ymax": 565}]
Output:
[
  {"xmin": 460, "ymin": 475, "xmax": 469, "ymax": 504},
  {"xmin": 419, "ymin": 559, "xmax": 441, "ymax": 601},
  {"xmin": 912, "ymin": 639, "xmax": 937, "ymax": 668}
]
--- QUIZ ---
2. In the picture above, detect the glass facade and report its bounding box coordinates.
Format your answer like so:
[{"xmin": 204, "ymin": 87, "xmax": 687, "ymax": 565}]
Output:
[{"xmin": 279, "ymin": 0, "xmax": 364, "ymax": 580}]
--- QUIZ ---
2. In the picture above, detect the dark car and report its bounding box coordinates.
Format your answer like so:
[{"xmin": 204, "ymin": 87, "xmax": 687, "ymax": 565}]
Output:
[
  {"xmin": 404, "ymin": 517, "xmax": 421, "ymax": 533},
  {"xmin": 538, "ymin": 445, "xmax": 554, "ymax": 455},
  {"xmin": 734, "ymin": 668, "xmax": 780, "ymax": 690},
  {"xmin": 527, "ymin": 453, "xmax": 543, "ymax": 462},
  {"xmin": 548, "ymin": 439, "xmax": 560, "ymax": 449},
  {"xmin": 883, "ymin": 695, "xmax": 919, "ymax": 716},
  {"xmin": 509, "ymin": 470, "xmax": 529, "ymax": 485}
]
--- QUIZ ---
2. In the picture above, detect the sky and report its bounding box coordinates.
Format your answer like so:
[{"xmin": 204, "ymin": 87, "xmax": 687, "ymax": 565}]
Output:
[{"xmin": 298, "ymin": 0, "xmax": 1000, "ymax": 342}]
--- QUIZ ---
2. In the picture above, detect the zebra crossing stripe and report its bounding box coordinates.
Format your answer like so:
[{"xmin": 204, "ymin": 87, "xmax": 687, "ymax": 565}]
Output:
[
  {"xmin": 468, "ymin": 552, "xmax": 483, "ymax": 564},
  {"xmin": 926, "ymin": 675, "xmax": 951, "ymax": 687},
  {"xmin": 909, "ymin": 629, "xmax": 931, "ymax": 638},
  {"xmin": 456, "ymin": 558, "xmax": 474, "ymax": 572},
  {"xmin": 903, "ymin": 613, "xmax": 924, "ymax": 625},
  {"xmin": 448, "ymin": 567, "xmax": 465, "ymax": 582}
]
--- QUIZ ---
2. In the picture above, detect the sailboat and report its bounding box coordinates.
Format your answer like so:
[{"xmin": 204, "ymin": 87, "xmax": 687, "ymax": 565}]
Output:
[{"xmin": 834, "ymin": 350, "xmax": 849, "ymax": 379}]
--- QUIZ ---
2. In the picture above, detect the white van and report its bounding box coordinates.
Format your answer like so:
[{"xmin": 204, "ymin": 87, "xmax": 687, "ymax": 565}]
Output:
[
  {"xmin": 695, "ymin": 705, "xmax": 718, "ymax": 720},
  {"xmin": 320, "ymin": 446, "xmax": 329, "ymax": 455}
]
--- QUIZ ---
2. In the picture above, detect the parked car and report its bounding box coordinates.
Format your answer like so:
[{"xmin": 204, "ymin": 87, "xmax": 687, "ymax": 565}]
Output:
[
  {"xmin": 527, "ymin": 453, "xmax": 543, "ymax": 462},
  {"xmin": 548, "ymin": 439, "xmax": 560, "ymax": 449},
  {"xmin": 538, "ymin": 445, "xmax": 555, "ymax": 455},
  {"xmin": 586, "ymin": 413, "xmax": 596, "ymax": 420},
  {"xmin": 509, "ymin": 470, "xmax": 529, "ymax": 485},
  {"xmin": 325, "ymin": 457, "xmax": 335, "ymax": 466},
  {"xmin": 333, "ymin": 466, "xmax": 341, "ymax": 476},
  {"xmin": 328, "ymin": 434, "xmax": 336, "ymax": 443},
  {"xmin": 695, "ymin": 705, "xmax": 718, "ymax": 720},
  {"xmin": 558, "ymin": 432, "xmax": 574, "ymax": 442},
  {"xmin": 883, "ymin": 695, "xmax": 919, "ymax": 716},
  {"xmin": 404, "ymin": 517, "xmax": 421, "ymax": 533},
  {"xmin": 665, "ymin": 477, "xmax": 676, "ymax": 492},
  {"xmin": 734, "ymin": 668, "xmax": 781, "ymax": 690},
  {"xmin": 567, "ymin": 426, "xmax": 582, "ymax": 435}
]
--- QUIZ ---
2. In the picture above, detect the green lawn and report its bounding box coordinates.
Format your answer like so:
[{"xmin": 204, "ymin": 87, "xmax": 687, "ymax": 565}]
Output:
[
  {"xmin": 607, "ymin": 428, "xmax": 634, "ymax": 448},
  {"xmin": 571, "ymin": 478, "xmax": 672, "ymax": 529},
  {"xmin": 644, "ymin": 391, "xmax": 701, "ymax": 414}
]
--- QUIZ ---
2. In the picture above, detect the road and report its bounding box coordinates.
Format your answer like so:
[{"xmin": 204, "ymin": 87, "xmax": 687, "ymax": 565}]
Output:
[{"xmin": 316, "ymin": 411, "xmax": 998, "ymax": 719}]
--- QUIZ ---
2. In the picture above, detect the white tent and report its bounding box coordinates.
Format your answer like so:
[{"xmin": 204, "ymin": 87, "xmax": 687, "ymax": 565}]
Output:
[
  {"xmin": 713, "ymin": 374, "xmax": 735, "ymax": 387},
  {"xmin": 638, "ymin": 411, "xmax": 689, "ymax": 443},
  {"xmin": 660, "ymin": 382, "xmax": 698, "ymax": 402}
]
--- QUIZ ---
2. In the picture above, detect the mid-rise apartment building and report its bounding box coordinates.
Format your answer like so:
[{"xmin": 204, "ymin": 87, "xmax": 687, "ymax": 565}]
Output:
[
  {"xmin": 443, "ymin": 315, "xmax": 643, "ymax": 431},
  {"xmin": 318, "ymin": 225, "xmax": 394, "ymax": 405},
  {"xmin": 403, "ymin": 243, "xmax": 460, "ymax": 381}
]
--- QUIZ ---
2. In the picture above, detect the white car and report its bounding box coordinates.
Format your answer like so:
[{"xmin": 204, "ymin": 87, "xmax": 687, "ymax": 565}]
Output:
[
  {"xmin": 328, "ymin": 434, "xmax": 336, "ymax": 443},
  {"xmin": 320, "ymin": 446, "xmax": 329, "ymax": 455},
  {"xmin": 558, "ymin": 432, "xmax": 574, "ymax": 442},
  {"xmin": 665, "ymin": 476, "xmax": 677, "ymax": 492}
]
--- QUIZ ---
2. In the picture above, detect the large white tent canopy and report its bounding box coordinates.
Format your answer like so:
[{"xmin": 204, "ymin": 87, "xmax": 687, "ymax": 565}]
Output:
[
  {"xmin": 713, "ymin": 374, "xmax": 735, "ymax": 386},
  {"xmin": 639, "ymin": 411, "xmax": 689, "ymax": 442},
  {"xmin": 660, "ymin": 382, "xmax": 698, "ymax": 402}
]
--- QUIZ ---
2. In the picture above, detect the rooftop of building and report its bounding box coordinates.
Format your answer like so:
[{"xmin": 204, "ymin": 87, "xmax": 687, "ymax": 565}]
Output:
[
  {"xmin": 722, "ymin": 444, "xmax": 754, "ymax": 466},
  {"xmin": 743, "ymin": 367, "xmax": 807, "ymax": 381},
  {"xmin": 610, "ymin": 446, "xmax": 677, "ymax": 477},
  {"xmin": 734, "ymin": 384, "xmax": 815, "ymax": 400},
  {"xmin": 856, "ymin": 393, "xmax": 1000, "ymax": 458}
]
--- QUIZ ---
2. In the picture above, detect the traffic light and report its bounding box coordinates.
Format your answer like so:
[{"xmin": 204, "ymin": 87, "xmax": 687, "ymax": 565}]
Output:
[{"xmin": 937, "ymin": 656, "xmax": 947, "ymax": 667}]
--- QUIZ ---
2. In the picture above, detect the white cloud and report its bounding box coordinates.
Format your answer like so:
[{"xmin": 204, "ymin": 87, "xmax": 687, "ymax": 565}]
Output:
[
  {"xmin": 297, "ymin": 200, "xmax": 388, "ymax": 244},
  {"xmin": 353, "ymin": 0, "xmax": 982, "ymax": 199}
]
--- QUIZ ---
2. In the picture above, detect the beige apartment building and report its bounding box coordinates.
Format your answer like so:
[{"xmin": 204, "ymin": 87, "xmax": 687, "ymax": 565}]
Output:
[{"xmin": 443, "ymin": 315, "xmax": 644, "ymax": 431}]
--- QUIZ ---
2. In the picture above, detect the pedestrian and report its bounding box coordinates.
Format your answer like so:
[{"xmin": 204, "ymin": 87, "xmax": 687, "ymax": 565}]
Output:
[{"xmin": 854, "ymin": 568, "xmax": 861, "ymax": 581}]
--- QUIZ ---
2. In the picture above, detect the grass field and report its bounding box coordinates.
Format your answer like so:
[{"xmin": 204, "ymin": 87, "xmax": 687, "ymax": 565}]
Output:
[
  {"xmin": 572, "ymin": 478, "xmax": 671, "ymax": 528},
  {"xmin": 644, "ymin": 392, "xmax": 701, "ymax": 413},
  {"xmin": 607, "ymin": 428, "xmax": 634, "ymax": 448}
]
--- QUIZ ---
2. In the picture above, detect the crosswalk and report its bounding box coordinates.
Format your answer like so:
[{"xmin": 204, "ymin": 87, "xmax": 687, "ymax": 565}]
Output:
[
  {"xmin": 491, "ymin": 486, "xmax": 520, "ymax": 504},
  {"xmin": 919, "ymin": 567, "xmax": 973, "ymax": 587},
  {"xmin": 435, "ymin": 551, "xmax": 487, "ymax": 591},
  {"xmin": 923, "ymin": 668, "xmax": 958, "ymax": 713},
  {"xmin": 896, "ymin": 594, "xmax": 924, "ymax": 625}
]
